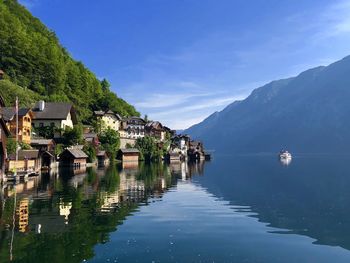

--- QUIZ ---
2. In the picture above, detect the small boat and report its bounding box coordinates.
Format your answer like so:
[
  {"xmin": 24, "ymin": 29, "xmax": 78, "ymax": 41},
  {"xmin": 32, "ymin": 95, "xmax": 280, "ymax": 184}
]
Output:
[{"xmin": 279, "ymin": 150, "xmax": 292, "ymax": 160}]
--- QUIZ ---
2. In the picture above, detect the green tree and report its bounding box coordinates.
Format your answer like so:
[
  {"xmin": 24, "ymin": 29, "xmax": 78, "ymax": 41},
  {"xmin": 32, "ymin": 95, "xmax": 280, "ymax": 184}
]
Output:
[
  {"xmin": 125, "ymin": 143, "xmax": 133, "ymax": 149},
  {"xmin": 33, "ymin": 125, "xmax": 55, "ymax": 139},
  {"xmin": 99, "ymin": 128, "xmax": 120, "ymax": 160},
  {"xmin": 135, "ymin": 136, "xmax": 162, "ymax": 162},
  {"xmin": 83, "ymin": 143, "xmax": 96, "ymax": 163},
  {"xmin": 54, "ymin": 143, "xmax": 64, "ymax": 157},
  {"xmin": 19, "ymin": 141, "xmax": 31, "ymax": 150},
  {"xmin": 62, "ymin": 125, "xmax": 83, "ymax": 146},
  {"xmin": 6, "ymin": 137, "xmax": 16, "ymax": 155}
]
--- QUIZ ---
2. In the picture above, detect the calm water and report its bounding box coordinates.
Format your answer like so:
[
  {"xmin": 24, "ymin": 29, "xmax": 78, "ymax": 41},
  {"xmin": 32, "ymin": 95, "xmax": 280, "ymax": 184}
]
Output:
[{"xmin": 2, "ymin": 155, "xmax": 350, "ymax": 262}]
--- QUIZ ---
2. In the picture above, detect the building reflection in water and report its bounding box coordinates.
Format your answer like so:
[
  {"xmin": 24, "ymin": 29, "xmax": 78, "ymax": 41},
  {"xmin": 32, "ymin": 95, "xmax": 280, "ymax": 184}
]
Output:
[
  {"xmin": 169, "ymin": 160, "xmax": 205, "ymax": 181},
  {"xmin": 59, "ymin": 199, "xmax": 72, "ymax": 225},
  {"xmin": 0, "ymin": 161, "xmax": 206, "ymax": 262}
]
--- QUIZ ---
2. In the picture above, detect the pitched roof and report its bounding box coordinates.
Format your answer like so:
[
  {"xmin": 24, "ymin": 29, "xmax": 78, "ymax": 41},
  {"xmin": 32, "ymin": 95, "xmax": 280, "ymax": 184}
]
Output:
[
  {"xmin": 60, "ymin": 148, "xmax": 88, "ymax": 159},
  {"xmin": 83, "ymin": 132, "xmax": 97, "ymax": 139},
  {"xmin": 32, "ymin": 102, "xmax": 75, "ymax": 121},
  {"xmin": 94, "ymin": 110, "xmax": 105, "ymax": 116},
  {"xmin": 94, "ymin": 110, "xmax": 122, "ymax": 120},
  {"xmin": 145, "ymin": 121, "xmax": 164, "ymax": 130},
  {"xmin": 115, "ymin": 113, "xmax": 122, "ymax": 120},
  {"xmin": 8, "ymin": 150, "xmax": 39, "ymax": 160},
  {"xmin": 119, "ymin": 148, "xmax": 139, "ymax": 154},
  {"xmin": 31, "ymin": 139, "xmax": 55, "ymax": 146},
  {"xmin": 97, "ymin": 150, "xmax": 107, "ymax": 156},
  {"xmin": 2, "ymin": 107, "xmax": 31, "ymax": 121},
  {"xmin": 125, "ymin": 116, "xmax": 146, "ymax": 125},
  {"xmin": 105, "ymin": 110, "xmax": 122, "ymax": 120}
]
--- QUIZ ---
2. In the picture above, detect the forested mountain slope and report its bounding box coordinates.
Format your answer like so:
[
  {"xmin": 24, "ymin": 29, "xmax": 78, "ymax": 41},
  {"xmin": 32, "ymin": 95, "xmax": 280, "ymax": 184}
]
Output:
[{"xmin": 0, "ymin": 0, "xmax": 139, "ymax": 122}]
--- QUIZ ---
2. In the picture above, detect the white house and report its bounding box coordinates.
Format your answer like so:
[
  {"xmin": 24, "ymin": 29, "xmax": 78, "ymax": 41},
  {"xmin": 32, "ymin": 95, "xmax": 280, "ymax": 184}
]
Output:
[
  {"xmin": 121, "ymin": 117, "xmax": 146, "ymax": 139},
  {"xmin": 32, "ymin": 101, "xmax": 77, "ymax": 130}
]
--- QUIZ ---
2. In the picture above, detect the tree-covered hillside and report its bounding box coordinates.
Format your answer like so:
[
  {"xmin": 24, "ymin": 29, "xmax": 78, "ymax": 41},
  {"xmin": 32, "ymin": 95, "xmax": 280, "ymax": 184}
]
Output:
[{"xmin": 0, "ymin": 0, "xmax": 139, "ymax": 122}]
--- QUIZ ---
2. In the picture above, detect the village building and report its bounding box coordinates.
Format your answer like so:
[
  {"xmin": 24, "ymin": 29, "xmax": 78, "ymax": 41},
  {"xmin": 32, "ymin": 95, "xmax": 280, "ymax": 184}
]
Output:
[
  {"xmin": 117, "ymin": 148, "xmax": 139, "ymax": 163},
  {"xmin": 30, "ymin": 138, "xmax": 56, "ymax": 169},
  {"xmin": 164, "ymin": 126, "xmax": 176, "ymax": 137},
  {"xmin": 171, "ymin": 134, "xmax": 191, "ymax": 156},
  {"xmin": 97, "ymin": 150, "xmax": 109, "ymax": 167},
  {"xmin": 145, "ymin": 121, "xmax": 167, "ymax": 141},
  {"xmin": 31, "ymin": 101, "xmax": 77, "ymax": 131},
  {"xmin": 188, "ymin": 140, "xmax": 205, "ymax": 161},
  {"xmin": 83, "ymin": 132, "xmax": 100, "ymax": 150},
  {"xmin": 6, "ymin": 149, "xmax": 40, "ymax": 174},
  {"xmin": 94, "ymin": 110, "xmax": 122, "ymax": 132},
  {"xmin": 59, "ymin": 148, "xmax": 88, "ymax": 168},
  {"xmin": 2, "ymin": 107, "xmax": 33, "ymax": 144},
  {"xmin": 120, "ymin": 117, "xmax": 146, "ymax": 139},
  {"xmin": 30, "ymin": 138, "xmax": 55, "ymax": 152},
  {"xmin": 0, "ymin": 96, "xmax": 10, "ymax": 181}
]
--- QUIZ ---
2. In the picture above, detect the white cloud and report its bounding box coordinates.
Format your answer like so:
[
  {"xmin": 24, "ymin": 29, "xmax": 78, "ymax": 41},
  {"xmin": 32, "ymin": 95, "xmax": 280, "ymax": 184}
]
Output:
[
  {"xmin": 145, "ymin": 94, "xmax": 246, "ymax": 129},
  {"xmin": 134, "ymin": 91, "xmax": 216, "ymax": 109}
]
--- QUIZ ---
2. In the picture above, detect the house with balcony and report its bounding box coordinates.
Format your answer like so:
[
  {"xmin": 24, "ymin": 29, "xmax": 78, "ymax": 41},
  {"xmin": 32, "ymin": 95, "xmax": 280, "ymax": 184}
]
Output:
[
  {"xmin": 145, "ymin": 121, "xmax": 167, "ymax": 141},
  {"xmin": 120, "ymin": 117, "xmax": 146, "ymax": 139},
  {"xmin": 2, "ymin": 107, "xmax": 33, "ymax": 144}
]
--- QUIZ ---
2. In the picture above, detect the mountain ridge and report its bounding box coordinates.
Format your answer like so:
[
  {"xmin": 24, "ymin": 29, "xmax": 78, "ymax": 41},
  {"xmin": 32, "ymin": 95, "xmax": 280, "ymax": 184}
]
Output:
[{"xmin": 185, "ymin": 55, "xmax": 350, "ymax": 153}]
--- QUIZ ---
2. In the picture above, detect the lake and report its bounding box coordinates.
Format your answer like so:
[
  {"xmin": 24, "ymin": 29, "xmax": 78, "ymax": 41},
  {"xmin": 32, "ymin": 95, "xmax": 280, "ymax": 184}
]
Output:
[{"xmin": 1, "ymin": 154, "xmax": 350, "ymax": 262}]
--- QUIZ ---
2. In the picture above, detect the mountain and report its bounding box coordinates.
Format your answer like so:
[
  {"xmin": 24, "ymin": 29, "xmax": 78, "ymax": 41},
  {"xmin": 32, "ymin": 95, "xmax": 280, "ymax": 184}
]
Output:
[
  {"xmin": 0, "ymin": 0, "xmax": 139, "ymax": 122},
  {"xmin": 185, "ymin": 56, "xmax": 350, "ymax": 153}
]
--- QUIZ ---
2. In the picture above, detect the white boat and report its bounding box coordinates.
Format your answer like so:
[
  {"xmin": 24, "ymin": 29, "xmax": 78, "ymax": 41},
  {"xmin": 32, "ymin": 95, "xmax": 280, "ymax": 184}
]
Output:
[{"xmin": 279, "ymin": 150, "xmax": 292, "ymax": 159}]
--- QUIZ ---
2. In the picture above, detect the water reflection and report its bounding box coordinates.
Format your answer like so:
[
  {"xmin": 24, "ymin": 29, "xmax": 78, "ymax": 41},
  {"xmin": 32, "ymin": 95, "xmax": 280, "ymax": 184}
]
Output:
[
  {"xmin": 2, "ymin": 156, "xmax": 350, "ymax": 262},
  {"xmin": 0, "ymin": 161, "xmax": 204, "ymax": 262},
  {"xmin": 195, "ymin": 154, "xmax": 350, "ymax": 252},
  {"xmin": 280, "ymin": 157, "xmax": 292, "ymax": 166}
]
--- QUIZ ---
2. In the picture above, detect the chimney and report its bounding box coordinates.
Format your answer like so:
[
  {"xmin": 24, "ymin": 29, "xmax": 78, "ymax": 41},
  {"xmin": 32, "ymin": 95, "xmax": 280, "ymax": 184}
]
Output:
[{"xmin": 38, "ymin": 100, "xmax": 45, "ymax": 111}]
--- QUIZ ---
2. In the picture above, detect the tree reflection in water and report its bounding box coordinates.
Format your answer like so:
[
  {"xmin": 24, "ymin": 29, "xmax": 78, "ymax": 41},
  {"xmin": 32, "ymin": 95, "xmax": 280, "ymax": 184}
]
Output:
[{"xmin": 0, "ymin": 161, "xmax": 205, "ymax": 262}]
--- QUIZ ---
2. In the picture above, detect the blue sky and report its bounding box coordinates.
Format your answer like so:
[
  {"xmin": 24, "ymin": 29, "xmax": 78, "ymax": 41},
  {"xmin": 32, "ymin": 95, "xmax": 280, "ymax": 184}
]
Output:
[{"xmin": 20, "ymin": 0, "xmax": 350, "ymax": 129}]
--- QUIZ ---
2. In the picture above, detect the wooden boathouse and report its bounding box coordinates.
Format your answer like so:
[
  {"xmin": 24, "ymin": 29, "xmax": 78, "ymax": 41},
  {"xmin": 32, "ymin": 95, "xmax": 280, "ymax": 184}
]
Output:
[
  {"xmin": 59, "ymin": 148, "xmax": 88, "ymax": 168},
  {"xmin": 118, "ymin": 148, "xmax": 139, "ymax": 162},
  {"xmin": 6, "ymin": 149, "xmax": 40, "ymax": 174}
]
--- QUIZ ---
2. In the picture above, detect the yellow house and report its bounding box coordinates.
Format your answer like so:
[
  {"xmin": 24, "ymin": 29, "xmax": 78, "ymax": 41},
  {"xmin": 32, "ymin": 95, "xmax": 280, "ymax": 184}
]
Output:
[
  {"xmin": 94, "ymin": 110, "xmax": 122, "ymax": 132},
  {"xmin": 2, "ymin": 107, "xmax": 33, "ymax": 144}
]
